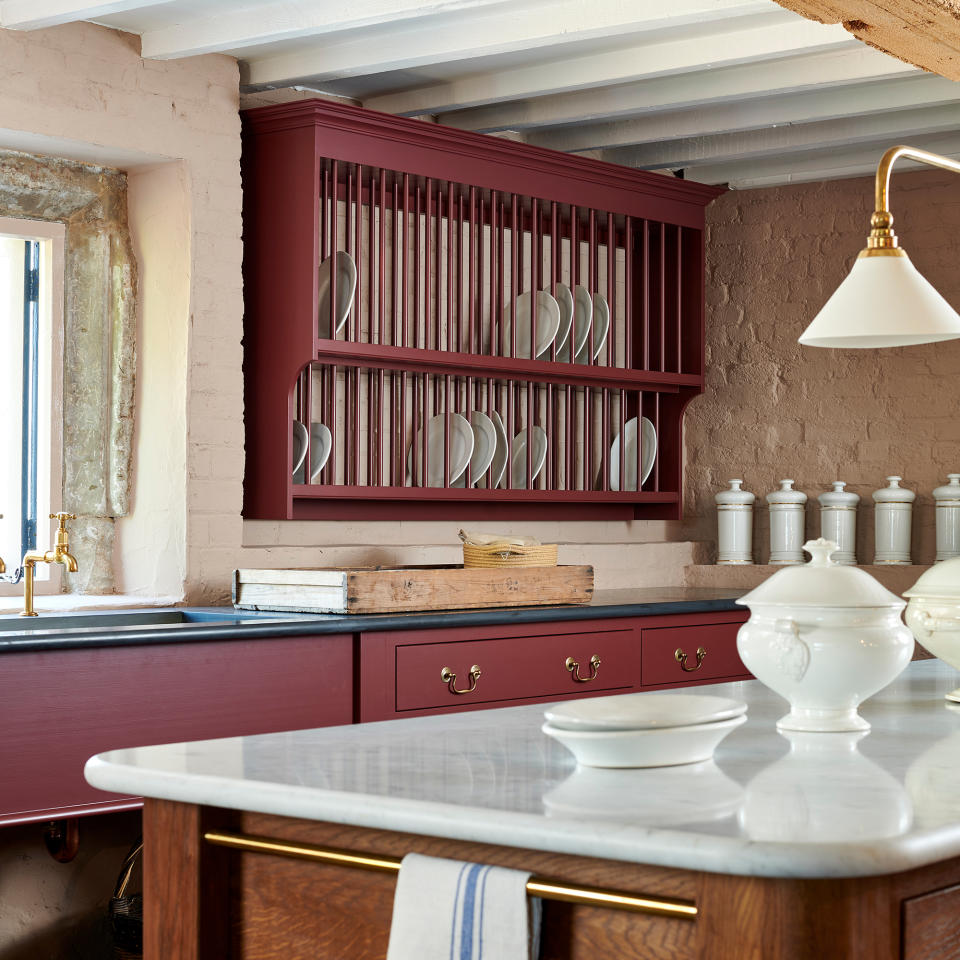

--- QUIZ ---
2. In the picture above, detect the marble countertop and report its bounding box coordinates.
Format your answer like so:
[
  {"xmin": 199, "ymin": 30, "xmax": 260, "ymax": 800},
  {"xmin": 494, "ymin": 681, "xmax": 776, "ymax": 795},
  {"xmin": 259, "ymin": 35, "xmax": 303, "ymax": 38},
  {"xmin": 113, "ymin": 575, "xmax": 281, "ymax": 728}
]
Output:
[
  {"xmin": 0, "ymin": 588, "xmax": 744, "ymax": 651},
  {"xmin": 87, "ymin": 658, "xmax": 960, "ymax": 880}
]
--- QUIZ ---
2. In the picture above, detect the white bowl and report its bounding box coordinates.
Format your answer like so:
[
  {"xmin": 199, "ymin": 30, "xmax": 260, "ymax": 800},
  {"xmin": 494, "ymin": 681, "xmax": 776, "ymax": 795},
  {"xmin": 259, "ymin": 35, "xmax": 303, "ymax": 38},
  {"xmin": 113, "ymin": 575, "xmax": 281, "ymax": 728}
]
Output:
[
  {"xmin": 544, "ymin": 692, "xmax": 746, "ymax": 732},
  {"xmin": 541, "ymin": 714, "xmax": 746, "ymax": 769}
]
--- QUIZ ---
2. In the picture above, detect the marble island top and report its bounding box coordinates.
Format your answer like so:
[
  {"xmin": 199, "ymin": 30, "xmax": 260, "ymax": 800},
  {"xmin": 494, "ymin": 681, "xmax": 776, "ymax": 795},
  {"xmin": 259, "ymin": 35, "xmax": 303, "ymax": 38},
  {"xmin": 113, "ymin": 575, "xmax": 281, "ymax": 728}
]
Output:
[{"xmin": 87, "ymin": 659, "xmax": 960, "ymax": 880}]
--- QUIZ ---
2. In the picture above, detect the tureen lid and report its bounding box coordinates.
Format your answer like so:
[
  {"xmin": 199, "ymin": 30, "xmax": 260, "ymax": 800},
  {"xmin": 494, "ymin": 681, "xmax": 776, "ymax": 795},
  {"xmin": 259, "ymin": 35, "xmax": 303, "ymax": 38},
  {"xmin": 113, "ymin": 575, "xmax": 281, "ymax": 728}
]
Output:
[
  {"xmin": 904, "ymin": 557, "xmax": 960, "ymax": 599},
  {"xmin": 737, "ymin": 538, "xmax": 905, "ymax": 609}
]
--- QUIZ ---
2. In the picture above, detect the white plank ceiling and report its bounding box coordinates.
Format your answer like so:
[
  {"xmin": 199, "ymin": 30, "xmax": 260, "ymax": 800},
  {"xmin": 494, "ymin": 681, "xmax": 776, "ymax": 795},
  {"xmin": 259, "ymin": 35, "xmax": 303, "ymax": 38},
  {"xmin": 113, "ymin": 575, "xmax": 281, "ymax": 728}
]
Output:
[{"xmin": 2, "ymin": 0, "xmax": 957, "ymax": 188}]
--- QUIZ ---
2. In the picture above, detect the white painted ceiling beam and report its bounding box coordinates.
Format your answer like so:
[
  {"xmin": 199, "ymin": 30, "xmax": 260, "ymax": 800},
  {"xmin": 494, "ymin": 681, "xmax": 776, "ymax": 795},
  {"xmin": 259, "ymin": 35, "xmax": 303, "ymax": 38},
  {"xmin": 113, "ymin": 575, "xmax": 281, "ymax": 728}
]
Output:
[
  {"xmin": 139, "ymin": 0, "xmax": 518, "ymax": 60},
  {"xmin": 0, "ymin": 0, "xmax": 169, "ymax": 30},
  {"xmin": 527, "ymin": 73, "xmax": 956, "ymax": 154},
  {"xmin": 440, "ymin": 47, "xmax": 918, "ymax": 133},
  {"xmin": 601, "ymin": 102, "xmax": 960, "ymax": 171},
  {"xmin": 240, "ymin": 0, "xmax": 772, "ymax": 89},
  {"xmin": 362, "ymin": 16, "xmax": 856, "ymax": 116},
  {"xmin": 685, "ymin": 131, "xmax": 960, "ymax": 188}
]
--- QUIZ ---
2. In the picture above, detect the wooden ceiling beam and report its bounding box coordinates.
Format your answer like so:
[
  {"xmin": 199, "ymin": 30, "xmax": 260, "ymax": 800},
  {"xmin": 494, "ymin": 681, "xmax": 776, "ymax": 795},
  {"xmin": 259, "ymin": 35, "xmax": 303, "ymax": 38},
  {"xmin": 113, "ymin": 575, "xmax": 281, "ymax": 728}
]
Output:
[{"xmin": 0, "ymin": 0, "xmax": 170, "ymax": 30}]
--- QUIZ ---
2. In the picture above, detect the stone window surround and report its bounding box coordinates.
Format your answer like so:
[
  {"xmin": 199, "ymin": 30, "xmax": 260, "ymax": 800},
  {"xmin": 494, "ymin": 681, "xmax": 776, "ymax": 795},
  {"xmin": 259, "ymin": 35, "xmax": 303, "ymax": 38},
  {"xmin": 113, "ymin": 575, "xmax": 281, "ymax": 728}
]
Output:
[{"xmin": 0, "ymin": 148, "xmax": 137, "ymax": 594}]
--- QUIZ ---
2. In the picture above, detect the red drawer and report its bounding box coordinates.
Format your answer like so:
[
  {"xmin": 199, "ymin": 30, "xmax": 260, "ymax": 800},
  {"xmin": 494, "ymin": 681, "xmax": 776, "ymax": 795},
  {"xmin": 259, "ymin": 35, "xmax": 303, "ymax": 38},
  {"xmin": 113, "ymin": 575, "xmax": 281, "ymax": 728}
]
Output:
[
  {"xmin": 641, "ymin": 620, "xmax": 749, "ymax": 688},
  {"xmin": 395, "ymin": 627, "xmax": 639, "ymax": 712}
]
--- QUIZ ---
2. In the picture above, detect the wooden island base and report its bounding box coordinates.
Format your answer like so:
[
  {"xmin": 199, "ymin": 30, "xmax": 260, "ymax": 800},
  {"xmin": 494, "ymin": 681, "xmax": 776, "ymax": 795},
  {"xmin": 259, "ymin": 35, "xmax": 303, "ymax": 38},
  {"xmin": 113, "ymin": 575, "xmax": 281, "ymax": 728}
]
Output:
[{"xmin": 144, "ymin": 799, "xmax": 960, "ymax": 960}]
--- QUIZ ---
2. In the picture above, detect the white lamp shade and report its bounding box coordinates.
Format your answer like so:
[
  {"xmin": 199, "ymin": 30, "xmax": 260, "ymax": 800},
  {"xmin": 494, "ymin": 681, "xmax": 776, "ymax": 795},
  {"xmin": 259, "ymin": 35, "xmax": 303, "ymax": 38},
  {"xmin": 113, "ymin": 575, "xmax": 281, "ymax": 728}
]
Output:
[{"xmin": 799, "ymin": 253, "xmax": 960, "ymax": 348}]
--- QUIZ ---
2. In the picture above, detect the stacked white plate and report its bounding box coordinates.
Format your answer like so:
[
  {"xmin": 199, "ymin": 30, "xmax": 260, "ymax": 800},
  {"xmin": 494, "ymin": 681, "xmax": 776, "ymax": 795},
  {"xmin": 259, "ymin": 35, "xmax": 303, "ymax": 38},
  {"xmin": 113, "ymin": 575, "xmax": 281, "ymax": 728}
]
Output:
[{"xmin": 542, "ymin": 692, "xmax": 747, "ymax": 768}]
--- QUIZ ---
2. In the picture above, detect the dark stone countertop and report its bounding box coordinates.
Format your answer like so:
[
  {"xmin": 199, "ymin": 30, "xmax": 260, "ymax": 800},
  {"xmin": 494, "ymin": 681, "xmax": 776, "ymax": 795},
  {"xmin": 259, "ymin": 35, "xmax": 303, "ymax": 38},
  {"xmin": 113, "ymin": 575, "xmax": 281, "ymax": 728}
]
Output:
[{"xmin": 0, "ymin": 587, "xmax": 745, "ymax": 653}]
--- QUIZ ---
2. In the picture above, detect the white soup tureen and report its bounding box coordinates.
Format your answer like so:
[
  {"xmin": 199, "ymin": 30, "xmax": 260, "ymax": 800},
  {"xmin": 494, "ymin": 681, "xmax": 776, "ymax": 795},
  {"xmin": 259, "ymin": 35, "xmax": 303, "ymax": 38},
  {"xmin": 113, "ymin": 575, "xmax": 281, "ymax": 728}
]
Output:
[{"xmin": 904, "ymin": 558, "xmax": 960, "ymax": 701}]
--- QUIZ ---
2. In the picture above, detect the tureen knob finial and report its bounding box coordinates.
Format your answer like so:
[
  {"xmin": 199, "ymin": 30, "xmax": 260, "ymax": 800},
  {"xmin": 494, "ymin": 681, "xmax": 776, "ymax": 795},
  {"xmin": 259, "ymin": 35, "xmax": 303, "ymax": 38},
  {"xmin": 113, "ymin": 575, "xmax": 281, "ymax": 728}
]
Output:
[{"xmin": 803, "ymin": 538, "xmax": 839, "ymax": 566}]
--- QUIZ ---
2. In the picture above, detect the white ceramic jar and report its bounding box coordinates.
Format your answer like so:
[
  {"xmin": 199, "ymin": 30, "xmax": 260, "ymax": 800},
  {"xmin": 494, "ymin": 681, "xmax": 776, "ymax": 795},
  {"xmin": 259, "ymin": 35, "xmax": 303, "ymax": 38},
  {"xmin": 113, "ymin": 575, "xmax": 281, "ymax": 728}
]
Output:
[
  {"xmin": 766, "ymin": 479, "xmax": 807, "ymax": 565},
  {"xmin": 904, "ymin": 558, "xmax": 960, "ymax": 701},
  {"xmin": 933, "ymin": 474, "xmax": 960, "ymax": 562},
  {"xmin": 873, "ymin": 476, "xmax": 915, "ymax": 564},
  {"xmin": 736, "ymin": 538, "xmax": 914, "ymax": 732},
  {"xmin": 715, "ymin": 479, "xmax": 754, "ymax": 564},
  {"xmin": 818, "ymin": 481, "xmax": 859, "ymax": 565}
]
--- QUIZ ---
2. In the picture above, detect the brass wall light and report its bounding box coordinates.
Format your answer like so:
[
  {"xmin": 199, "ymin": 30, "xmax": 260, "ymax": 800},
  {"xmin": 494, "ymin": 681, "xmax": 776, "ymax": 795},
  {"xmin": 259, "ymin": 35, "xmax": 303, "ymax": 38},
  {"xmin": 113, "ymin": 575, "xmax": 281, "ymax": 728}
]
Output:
[{"xmin": 799, "ymin": 145, "xmax": 960, "ymax": 348}]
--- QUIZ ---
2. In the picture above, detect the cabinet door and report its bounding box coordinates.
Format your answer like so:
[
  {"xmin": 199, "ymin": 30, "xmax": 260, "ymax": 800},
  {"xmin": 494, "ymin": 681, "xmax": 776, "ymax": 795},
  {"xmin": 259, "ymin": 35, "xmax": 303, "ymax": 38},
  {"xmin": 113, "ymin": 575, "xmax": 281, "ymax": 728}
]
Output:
[
  {"xmin": 641, "ymin": 620, "xmax": 749, "ymax": 688},
  {"xmin": 359, "ymin": 618, "xmax": 642, "ymax": 722},
  {"xmin": 0, "ymin": 633, "xmax": 353, "ymax": 825}
]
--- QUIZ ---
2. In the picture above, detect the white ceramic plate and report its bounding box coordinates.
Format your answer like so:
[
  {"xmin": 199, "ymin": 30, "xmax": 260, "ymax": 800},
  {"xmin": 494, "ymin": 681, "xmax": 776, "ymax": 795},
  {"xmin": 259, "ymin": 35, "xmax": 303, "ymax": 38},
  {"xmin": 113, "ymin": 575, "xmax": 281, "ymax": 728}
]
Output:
[
  {"xmin": 406, "ymin": 413, "xmax": 474, "ymax": 487},
  {"xmin": 478, "ymin": 410, "xmax": 509, "ymax": 489},
  {"xmin": 291, "ymin": 420, "xmax": 309, "ymax": 480},
  {"xmin": 575, "ymin": 291, "xmax": 610, "ymax": 363},
  {"xmin": 542, "ymin": 714, "xmax": 747, "ymax": 769},
  {"xmin": 542, "ymin": 761, "xmax": 745, "ymax": 824},
  {"xmin": 556, "ymin": 285, "xmax": 592, "ymax": 362},
  {"xmin": 544, "ymin": 693, "xmax": 747, "ymax": 732},
  {"xmin": 452, "ymin": 411, "xmax": 498, "ymax": 487},
  {"xmin": 308, "ymin": 422, "xmax": 332, "ymax": 483},
  {"xmin": 552, "ymin": 282, "xmax": 574, "ymax": 353},
  {"xmin": 610, "ymin": 416, "xmax": 657, "ymax": 491},
  {"xmin": 501, "ymin": 290, "xmax": 561, "ymax": 359},
  {"xmin": 506, "ymin": 425, "xmax": 547, "ymax": 489},
  {"xmin": 318, "ymin": 251, "xmax": 358, "ymax": 339}
]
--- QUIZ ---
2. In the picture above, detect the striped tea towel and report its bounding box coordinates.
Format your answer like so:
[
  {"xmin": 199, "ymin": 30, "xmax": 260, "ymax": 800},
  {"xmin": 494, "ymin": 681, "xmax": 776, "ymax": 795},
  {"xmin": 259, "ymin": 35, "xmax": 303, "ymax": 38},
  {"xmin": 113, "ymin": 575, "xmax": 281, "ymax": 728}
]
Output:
[{"xmin": 386, "ymin": 853, "xmax": 542, "ymax": 960}]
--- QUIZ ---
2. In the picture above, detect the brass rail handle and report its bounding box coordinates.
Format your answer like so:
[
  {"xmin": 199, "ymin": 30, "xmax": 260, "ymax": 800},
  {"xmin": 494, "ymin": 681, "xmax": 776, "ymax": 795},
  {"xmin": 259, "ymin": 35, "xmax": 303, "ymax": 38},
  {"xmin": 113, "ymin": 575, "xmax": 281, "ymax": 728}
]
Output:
[
  {"xmin": 204, "ymin": 831, "xmax": 698, "ymax": 919},
  {"xmin": 566, "ymin": 654, "xmax": 601, "ymax": 683},
  {"xmin": 440, "ymin": 664, "xmax": 481, "ymax": 695},
  {"xmin": 674, "ymin": 646, "xmax": 706, "ymax": 673}
]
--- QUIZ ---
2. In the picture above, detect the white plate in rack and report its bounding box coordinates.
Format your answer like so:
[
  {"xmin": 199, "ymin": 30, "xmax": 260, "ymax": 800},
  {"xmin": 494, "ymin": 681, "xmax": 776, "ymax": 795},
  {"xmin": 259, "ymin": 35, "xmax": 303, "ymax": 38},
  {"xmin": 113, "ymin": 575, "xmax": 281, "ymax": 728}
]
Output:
[
  {"xmin": 317, "ymin": 251, "xmax": 357, "ymax": 339},
  {"xmin": 556, "ymin": 285, "xmax": 592, "ymax": 362},
  {"xmin": 500, "ymin": 290, "xmax": 561, "ymax": 359},
  {"xmin": 477, "ymin": 410, "xmax": 509, "ymax": 489},
  {"xmin": 406, "ymin": 413, "xmax": 474, "ymax": 487},
  {"xmin": 452, "ymin": 411, "xmax": 498, "ymax": 487},
  {"xmin": 544, "ymin": 692, "xmax": 748, "ymax": 732},
  {"xmin": 292, "ymin": 420, "xmax": 309, "ymax": 481},
  {"xmin": 308, "ymin": 422, "xmax": 332, "ymax": 483},
  {"xmin": 552, "ymin": 282, "xmax": 574, "ymax": 354},
  {"xmin": 575, "ymin": 291, "xmax": 610, "ymax": 364},
  {"xmin": 610, "ymin": 416, "xmax": 657, "ymax": 491},
  {"xmin": 506, "ymin": 425, "xmax": 547, "ymax": 489}
]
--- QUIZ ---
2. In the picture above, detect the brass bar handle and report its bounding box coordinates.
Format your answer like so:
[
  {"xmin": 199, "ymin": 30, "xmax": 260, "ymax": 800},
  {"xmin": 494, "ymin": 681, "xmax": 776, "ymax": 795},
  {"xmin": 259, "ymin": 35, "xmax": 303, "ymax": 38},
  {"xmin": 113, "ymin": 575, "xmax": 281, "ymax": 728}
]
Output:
[
  {"xmin": 440, "ymin": 664, "xmax": 481, "ymax": 695},
  {"xmin": 565, "ymin": 654, "xmax": 601, "ymax": 683},
  {"xmin": 674, "ymin": 646, "xmax": 706, "ymax": 673}
]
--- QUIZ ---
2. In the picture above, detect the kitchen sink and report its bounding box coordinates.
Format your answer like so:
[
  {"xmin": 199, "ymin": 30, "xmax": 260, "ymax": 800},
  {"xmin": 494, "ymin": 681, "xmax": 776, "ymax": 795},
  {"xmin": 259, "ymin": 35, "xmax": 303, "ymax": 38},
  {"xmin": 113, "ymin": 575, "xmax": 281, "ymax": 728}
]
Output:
[{"xmin": 0, "ymin": 608, "xmax": 292, "ymax": 634}]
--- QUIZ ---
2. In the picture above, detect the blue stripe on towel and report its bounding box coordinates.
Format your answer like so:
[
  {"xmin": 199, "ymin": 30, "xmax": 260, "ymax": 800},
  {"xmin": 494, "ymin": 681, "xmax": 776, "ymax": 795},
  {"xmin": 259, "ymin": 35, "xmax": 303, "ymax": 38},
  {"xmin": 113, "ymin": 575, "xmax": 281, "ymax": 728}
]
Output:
[
  {"xmin": 459, "ymin": 864, "xmax": 486, "ymax": 960},
  {"xmin": 449, "ymin": 863, "xmax": 470, "ymax": 960},
  {"xmin": 477, "ymin": 865, "xmax": 493, "ymax": 960}
]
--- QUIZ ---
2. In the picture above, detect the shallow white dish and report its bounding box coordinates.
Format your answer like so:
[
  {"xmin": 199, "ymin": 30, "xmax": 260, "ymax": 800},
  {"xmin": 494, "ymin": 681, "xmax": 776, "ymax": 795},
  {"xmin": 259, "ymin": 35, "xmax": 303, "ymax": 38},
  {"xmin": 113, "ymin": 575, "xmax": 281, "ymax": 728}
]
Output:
[
  {"xmin": 610, "ymin": 416, "xmax": 657, "ymax": 491},
  {"xmin": 506, "ymin": 425, "xmax": 547, "ymax": 489},
  {"xmin": 308, "ymin": 422, "xmax": 332, "ymax": 483},
  {"xmin": 575, "ymin": 291, "xmax": 610, "ymax": 363},
  {"xmin": 542, "ymin": 714, "xmax": 747, "ymax": 769},
  {"xmin": 501, "ymin": 290, "xmax": 561, "ymax": 359},
  {"xmin": 452, "ymin": 411, "xmax": 498, "ymax": 487},
  {"xmin": 291, "ymin": 420, "xmax": 308, "ymax": 478},
  {"xmin": 552, "ymin": 282, "xmax": 574, "ymax": 353},
  {"xmin": 318, "ymin": 251, "xmax": 357, "ymax": 339},
  {"xmin": 544, "ymin": 692, "xmax": 747, "ymax": 733},
  {"xmin": 556, "ymin": 285, "xmax": 592, "ymax": 362},
  {"xmin": 480, "ymin": 410, "xmax": 509, "ymax": 489},
  {"xmin": 406, "ymin": 413, "xmax": 474, "ymax": 487}
]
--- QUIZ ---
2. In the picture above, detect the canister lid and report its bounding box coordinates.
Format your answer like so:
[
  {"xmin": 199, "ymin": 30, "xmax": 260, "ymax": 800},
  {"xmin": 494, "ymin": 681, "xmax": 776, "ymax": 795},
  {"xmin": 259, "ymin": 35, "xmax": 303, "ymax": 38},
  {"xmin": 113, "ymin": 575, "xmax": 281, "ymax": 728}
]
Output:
[
  {"xmin": 933, "ymin": 474, "xmax": 960, "ymax": 502},
  {"xmin": 872, "ymin": 476, "xmax": 916, "ymax": 504},
  {"xmin": 766, "ymin": 479, "xmax": 807, "ymax": 505},
  {"xmin": 904, "ymin": 557, "xmax": 960, "ymax": 599},
  {"xmin": 818, "ymin": 481, "xmax": 860, "ymax": 508},
  {"xmin": 737, "ymin": 538, "xmax": 905, "ymax": 609},
  {"xmin": 715, "ymin": 479, "xmax": 755, "ymax": 506}
]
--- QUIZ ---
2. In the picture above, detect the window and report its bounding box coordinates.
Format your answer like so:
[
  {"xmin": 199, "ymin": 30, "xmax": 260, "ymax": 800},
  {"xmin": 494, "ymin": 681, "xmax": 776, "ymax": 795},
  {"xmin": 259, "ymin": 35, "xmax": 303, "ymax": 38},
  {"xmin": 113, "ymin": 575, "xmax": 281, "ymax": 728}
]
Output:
[{"xmin": 0, "ymin": 218, "xmax": 63, "ymax": 592}]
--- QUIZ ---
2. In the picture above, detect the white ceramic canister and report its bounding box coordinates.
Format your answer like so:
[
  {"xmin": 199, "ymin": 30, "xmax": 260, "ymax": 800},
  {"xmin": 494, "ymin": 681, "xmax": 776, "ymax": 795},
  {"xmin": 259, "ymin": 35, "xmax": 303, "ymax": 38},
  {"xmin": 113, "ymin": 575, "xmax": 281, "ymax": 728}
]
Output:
[
  {"xmin": 933, "ymin": 474, "xmax": 960, "ymax": 562},
  {"xmin": 873, "ymin": 476, "xmax": 915, "ymax": 564},
  {"xmin": 818, "ymin": 481, "xmax": 859, "ymax": 565},
  {"xmin": 904, "ymin": 558, "xmax": 960, "ymax": 701},
  {"xmin": 736, "ymin": 538, "xmax": 914, "ymax": 732},
  {"xmin": 766, "ymin": 479, "xmax": 807, "ymax": 565},
  {"xmin": 716, "ymin": 479, "xmax": 755, "ymax": 564}
]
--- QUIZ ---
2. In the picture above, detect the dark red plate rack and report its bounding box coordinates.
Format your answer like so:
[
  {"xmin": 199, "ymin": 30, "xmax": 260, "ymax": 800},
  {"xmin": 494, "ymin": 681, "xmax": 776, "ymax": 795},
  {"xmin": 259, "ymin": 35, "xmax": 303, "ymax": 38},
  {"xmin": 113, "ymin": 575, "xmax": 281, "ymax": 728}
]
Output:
[{"xmin": 241, "ymin": 99, "xmax": 723, "ymax": 521}]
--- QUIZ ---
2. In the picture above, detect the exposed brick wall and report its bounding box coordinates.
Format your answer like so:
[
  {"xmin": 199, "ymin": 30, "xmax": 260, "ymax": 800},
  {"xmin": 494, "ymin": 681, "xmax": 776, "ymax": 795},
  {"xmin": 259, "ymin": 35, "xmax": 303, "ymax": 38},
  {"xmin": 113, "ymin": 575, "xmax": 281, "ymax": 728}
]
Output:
[{"xmin": 687, "ymin": 168, "xmax": 960, "ymax": 565}]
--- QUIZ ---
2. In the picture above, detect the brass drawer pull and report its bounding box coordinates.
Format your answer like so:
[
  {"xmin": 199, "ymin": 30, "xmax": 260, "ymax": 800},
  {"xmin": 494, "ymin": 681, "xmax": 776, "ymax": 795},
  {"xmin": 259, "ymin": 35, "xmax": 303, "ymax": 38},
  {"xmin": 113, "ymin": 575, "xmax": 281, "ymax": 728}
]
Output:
[
  {"xmin": 675, "ymin": 646, "xmax": 707, "ymax": 673},
  {"xmin": 566, "ymin": 654, "xmax": 601, "ymax": 683},
  {"xmin": 440, "ymin": 664, "xmax": 481, "ymax": 695}
]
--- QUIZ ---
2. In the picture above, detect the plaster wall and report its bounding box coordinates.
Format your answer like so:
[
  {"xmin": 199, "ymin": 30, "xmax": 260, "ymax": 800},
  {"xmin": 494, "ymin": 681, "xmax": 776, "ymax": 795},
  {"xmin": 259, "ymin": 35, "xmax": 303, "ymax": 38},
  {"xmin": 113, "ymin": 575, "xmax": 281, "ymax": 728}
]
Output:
[{"xmin": 685, "ymin": 167, "xmax": 960, "ymax": 567}]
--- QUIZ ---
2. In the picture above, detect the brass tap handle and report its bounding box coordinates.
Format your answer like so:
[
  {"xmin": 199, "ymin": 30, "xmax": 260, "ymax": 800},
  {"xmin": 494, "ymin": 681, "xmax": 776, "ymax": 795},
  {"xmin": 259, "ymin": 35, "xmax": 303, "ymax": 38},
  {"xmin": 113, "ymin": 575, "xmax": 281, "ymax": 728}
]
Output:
[
  {"xmin": 50, "ymin": 513, "xmax": 77, "ymax": 548},
  {"xmin": 440, "ymin": 665, "xmax": 482, "ymax": 696},
  {"xmin": 675, "ymin": 647, "xmax": 707, "ymax": 673},
  {"xmin": 566, "ymin": 654, "xmax": 601, "ymax": 683}
]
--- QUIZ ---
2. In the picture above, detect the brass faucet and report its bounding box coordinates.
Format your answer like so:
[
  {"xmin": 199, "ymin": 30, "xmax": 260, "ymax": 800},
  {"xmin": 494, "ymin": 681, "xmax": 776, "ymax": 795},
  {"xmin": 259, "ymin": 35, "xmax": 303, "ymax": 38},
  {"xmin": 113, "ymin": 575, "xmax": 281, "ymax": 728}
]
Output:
[{"xmin": 20, "ymin": 513, "xmax": 79, "ymax": 617}]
